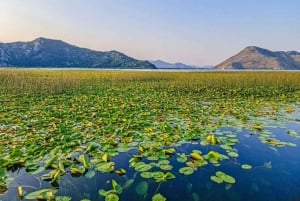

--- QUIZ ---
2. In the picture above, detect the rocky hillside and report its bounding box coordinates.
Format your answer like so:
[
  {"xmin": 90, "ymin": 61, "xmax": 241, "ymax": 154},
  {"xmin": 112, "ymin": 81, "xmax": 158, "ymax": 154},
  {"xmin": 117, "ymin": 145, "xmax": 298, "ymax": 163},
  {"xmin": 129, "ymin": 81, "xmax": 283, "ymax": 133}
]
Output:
[
  {"xmin": 216, "ymin": 46, "xmax": 300, "ymax": 70},
  {"xmin": 150, "ymin": 60, "xmax": 202, "ymax": 69},
  {"xmin": 0, "ymin": 37, "xmax": 155, "ymax": 69}
]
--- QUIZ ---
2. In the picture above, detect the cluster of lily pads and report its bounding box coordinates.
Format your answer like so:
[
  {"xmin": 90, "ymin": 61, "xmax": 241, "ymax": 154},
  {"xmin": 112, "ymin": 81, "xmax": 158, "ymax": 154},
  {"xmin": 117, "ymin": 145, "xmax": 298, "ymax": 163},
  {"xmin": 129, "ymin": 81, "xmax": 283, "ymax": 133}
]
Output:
[{"xmin": 0, "ymin": 71, "xmax": 300, "ymax": 200}]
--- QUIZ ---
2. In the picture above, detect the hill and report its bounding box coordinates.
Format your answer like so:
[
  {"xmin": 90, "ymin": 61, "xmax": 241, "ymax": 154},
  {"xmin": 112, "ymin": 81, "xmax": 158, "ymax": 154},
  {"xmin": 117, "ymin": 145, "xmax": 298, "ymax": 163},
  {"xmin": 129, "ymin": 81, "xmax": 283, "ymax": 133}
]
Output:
[
  {"xmin": 0, "ymin": 37, "xmax": 155, "ymax": 69},
  {"xmin": 149, "ymin": 60, "xmax": 205, "ymax": 69},
  {"xmin": 216, "ymin": 46, "xmax": 300, "ymax": 70}
]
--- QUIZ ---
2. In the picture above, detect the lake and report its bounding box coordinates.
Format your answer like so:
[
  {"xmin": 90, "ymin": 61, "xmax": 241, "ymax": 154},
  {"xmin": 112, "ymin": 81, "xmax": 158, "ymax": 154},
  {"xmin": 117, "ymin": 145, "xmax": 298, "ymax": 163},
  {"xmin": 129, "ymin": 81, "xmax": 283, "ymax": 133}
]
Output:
[
  {"xmin": 0, "ymin": 70, "xmax": 300, "ymax": 201},
  {"xmin": 1, "ymin": 109, "xmax": 300, "ymax": 201}
]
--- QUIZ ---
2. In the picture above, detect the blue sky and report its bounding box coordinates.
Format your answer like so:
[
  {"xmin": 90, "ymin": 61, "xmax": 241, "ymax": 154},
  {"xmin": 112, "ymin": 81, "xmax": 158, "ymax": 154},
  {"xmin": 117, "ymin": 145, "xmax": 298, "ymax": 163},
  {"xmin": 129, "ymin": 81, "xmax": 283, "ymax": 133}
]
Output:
[{"xmin": 0, "ymin": 0, "xmax": 299, "ymax": 66}]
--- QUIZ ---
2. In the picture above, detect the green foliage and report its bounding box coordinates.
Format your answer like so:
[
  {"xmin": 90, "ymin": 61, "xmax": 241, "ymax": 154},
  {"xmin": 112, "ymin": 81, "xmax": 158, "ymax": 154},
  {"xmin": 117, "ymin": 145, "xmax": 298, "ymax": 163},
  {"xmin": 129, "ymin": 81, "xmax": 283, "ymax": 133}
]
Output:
[
  {"xmin": 152, "ymin": 193, "xmax": 166, "ymax": 201},
  {"xmin": 0, "ymin": 70, "xmax": 299, "ymax": 199}
]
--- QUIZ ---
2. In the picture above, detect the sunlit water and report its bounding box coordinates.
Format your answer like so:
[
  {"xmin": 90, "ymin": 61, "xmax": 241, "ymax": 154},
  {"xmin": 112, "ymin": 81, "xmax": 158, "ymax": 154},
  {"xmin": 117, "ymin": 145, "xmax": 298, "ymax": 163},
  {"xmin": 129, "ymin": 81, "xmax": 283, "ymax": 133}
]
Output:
[{"xmin": 3, "ymin": 67, "xmax": 300, "ymax": 72}]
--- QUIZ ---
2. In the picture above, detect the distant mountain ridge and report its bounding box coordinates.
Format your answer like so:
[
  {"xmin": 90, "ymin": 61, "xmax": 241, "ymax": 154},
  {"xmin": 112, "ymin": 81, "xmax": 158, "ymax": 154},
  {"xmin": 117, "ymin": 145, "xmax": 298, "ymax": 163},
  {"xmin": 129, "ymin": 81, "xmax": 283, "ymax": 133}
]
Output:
[
  {"xmin": 0, "ymin": 37, "xmax": 155, "ymax": 69},
  {"xmin": 150, "ymin": 60, "xmax": 211, "ymax": 69},
  {"xmin": 216, "ymin": 46, "xmax": 300, "ymax": 70}
]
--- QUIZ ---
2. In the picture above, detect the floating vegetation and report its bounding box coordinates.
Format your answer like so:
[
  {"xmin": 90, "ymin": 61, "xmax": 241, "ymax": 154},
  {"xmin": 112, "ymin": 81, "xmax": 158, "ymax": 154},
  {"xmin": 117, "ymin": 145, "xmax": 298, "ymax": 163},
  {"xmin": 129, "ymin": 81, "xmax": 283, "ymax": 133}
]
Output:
[
  {"xmin": 206, "ymin": 134, "xmax": 220, "ymax": 145},
  {"xmin": 0, "ymin": 70, "xmax": 300, "ymax": 200},
  {"xmin": 99, "ymin": 180, "xmax": 122, "ymax": 201},
  {"xmin": 135, "ymin": 181, "xmax": 148, "ymax": 195},
  {"xmin": 241, "ymin": 164, "xmax": 252, "ymax": 170},
  {"xmin": 25, "ymin": 189, "xmax": 57, "ymax": 200},
  {"xmin": 179, "ymin": 167, "xmax": 195, "ymax": 176},
  {"xmin": 264, "ymin": 161, "xmax": 272, "ymax": 169},
  {"xmin": 211, "ymin": 171, "xmax": 236, "ymax": 184},
  {"xmin": 152, "ymin": 193, "xmax": 166, "ymax": 201}
]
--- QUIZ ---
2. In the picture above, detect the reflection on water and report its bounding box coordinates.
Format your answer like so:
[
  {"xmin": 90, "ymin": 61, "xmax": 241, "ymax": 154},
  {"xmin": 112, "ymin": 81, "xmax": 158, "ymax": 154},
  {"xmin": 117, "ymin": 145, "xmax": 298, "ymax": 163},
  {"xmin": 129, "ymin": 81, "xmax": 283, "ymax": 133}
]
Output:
[{"xmin": 1, "ymin": 122, "xmax": 300, "ymax": 201}]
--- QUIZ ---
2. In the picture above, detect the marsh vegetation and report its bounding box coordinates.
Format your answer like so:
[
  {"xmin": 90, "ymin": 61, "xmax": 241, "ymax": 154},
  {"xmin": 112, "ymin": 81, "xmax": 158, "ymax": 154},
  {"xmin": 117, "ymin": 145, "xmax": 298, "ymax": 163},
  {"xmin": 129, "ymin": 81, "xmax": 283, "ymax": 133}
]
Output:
[{"xmin": 0, "ymin": 70, "xmax": 300, "ymax": 201}]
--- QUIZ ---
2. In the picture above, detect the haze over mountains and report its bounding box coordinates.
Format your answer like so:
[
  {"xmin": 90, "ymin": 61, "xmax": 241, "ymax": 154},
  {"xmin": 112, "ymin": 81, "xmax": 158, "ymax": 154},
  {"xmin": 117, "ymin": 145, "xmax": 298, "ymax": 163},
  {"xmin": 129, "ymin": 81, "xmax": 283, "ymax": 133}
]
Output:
[
  {"xmin": 216, "ymin": 46, "xmax": 300, "ymax": 70},
  {"xmin": 149, "ymin": 60, "xmax": 212, "ymax": 69},
  {"xmin": 0, "ymin": 38, "xmax": 300, "ymax": 70},
  {"xmin": 0, "ymin": 38, "xmax": 155, "ymax": 69}
]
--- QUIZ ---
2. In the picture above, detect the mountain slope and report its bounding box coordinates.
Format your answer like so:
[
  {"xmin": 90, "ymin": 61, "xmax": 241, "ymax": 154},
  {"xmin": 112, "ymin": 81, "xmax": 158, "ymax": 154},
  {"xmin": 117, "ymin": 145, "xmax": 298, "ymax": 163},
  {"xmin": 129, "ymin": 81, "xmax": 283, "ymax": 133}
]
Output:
[
  {"xmin": 150, "ymin": 60, "xmax": 210, "ymax": 69},
  {"xmin": 0, "ymin": 37, "xmax": 156, "ymax": 69},
  {"xmin": 216, "ymin": 46, "xmax": 300, "ymax": 70}
]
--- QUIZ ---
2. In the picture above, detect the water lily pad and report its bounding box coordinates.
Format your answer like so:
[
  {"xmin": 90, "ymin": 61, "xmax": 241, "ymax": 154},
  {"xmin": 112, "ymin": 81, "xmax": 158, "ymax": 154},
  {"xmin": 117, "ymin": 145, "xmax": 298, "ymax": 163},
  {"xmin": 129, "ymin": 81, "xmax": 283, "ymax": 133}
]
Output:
[
  {"xmin": 210, "ymin": 175, "xmax": 223, "ymax": 184},
  {"xmin": 176, "ymin": 153, "xmax": 187, "ymax": 163},
  {"xmin": 220, "ymin": 144, "xmax": 232, "ymax": 150},
  {"xmin": 207, "ymin": 151, "xmax": 221, "ymax": 161},
  {"xmin": 105, "ymin": 193, "xmax": 119, "ymax": 201},
  {"xmin": 123, "ymin": 179, "xmax": 134, "ymax": 189},
  {"xmin": 152, "ymin": 193, "xmax": 166, "ymax": 201},
  {"xmin": 190, "ymin": 152, "xmax": 204, "ymax": 160},
  {"xmin": 179, "ymin": 167, "xmax": 194, "ymax": 175},
  {"xmin": 225, "ymin": 184, "xmax": 232, "ymax": 191},
  {"xmin": 192, "ymin": 192, "xmax": 200, "ymax": 201},
  {"xmin": 134, "ymin": 162, "xmax": 152, "ymax": 172},
  {"xmin": 56, "ymin": 196, "xmax": 72, "ymax": 201},
  {"xmin": 152, "ymin": 171, "xmax": 165, "ymax": 179},
  {"xmin": 25, "ymin": 189, "xmax": 57, "ymax": 199},
  {"xmin": 115, "ymin": 168, "xmax": 126, "ymax": 176},
  {"xmin": 96, "ymin": 162, "xmax": 115, "ymax": 173},
  {"xmin": 215, "ymin": 171, "xmax": 235, "ymax": 184},
  {"xmin": 227, "ymin": 151, "xmax": 239, "ymax": 158},
  {"xmin": 85, "ymin": 170, "xmax": 96, "ymax": 179},
  {"xmin": 158, "ymin": 160, "xmax": 170, "ymax": 165},
  {"xmin": 264, "ymin": 161, "xmax": 272, "ymax": 168},
  {"xmin": 253, "ymin": 125, "xmax": 263, "ymax": 131},
  {"xmin": 241, "ymin": 164, "xmax": 252, "ymax": 169},
  {"xmin": 164, "ymin": 172, "xmax": 176, "ymax": 180},
  {"xmin": 136, "ymin": 181, "xmax": 148, "ymax": 195},
  {"xmin": 159, "ymin": 164, "xmax": 173, "ymax": 171},
  {"xmin": 140, "ymin": 172, "xmax": 153, "ymax": 179}
]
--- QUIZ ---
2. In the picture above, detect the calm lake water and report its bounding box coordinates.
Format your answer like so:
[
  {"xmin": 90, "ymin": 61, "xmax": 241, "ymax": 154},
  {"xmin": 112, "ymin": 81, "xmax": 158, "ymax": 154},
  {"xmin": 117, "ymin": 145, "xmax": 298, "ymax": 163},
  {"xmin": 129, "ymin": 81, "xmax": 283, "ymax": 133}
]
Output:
[
  {"xmin": 1, "ymin": 122, "xmax": 300, "ymax": 201},
  {"xmin": 2, "ymin": 67, "xmax": 300, "ymax": 72}
]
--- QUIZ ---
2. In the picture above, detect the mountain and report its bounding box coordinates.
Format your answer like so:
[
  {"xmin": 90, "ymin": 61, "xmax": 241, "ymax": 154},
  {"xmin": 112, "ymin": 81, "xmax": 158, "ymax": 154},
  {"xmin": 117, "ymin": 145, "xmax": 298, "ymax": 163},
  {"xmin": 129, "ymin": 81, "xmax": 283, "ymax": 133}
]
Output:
[
  {"xmin": 216, "ymin": 46, "xmax": 300, "ymax": 70},
  {"xmin": 150, "ymin": 60, "xmax": 211, "ymax": 69},
  {"xmin": 0, "ymin": 37, "xmax": 156, "ymax": 69}
]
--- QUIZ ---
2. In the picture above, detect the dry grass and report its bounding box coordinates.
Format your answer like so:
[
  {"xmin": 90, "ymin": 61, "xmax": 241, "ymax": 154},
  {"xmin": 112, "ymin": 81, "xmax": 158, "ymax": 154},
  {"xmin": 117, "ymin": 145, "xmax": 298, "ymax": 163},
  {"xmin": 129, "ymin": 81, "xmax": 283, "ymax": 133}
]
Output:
[{"xmin": 0, "ymin": 69, "xmax": 299, "ymax": 99}]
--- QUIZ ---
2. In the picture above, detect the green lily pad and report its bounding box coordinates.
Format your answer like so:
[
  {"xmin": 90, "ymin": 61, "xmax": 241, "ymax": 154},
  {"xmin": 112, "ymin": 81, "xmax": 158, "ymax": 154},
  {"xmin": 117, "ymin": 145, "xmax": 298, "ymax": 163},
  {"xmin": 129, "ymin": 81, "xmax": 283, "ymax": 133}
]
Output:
[
  {"xmin": 56, "ymin": 196, "xmax": 72, "ymax": 201},
  {"xmin": 216, "ymin": 171, "xmax": 236, "ymax": 184},
  {"xmin": 192, "ymin": 192, "xmax": 200, "ymax": 201},
  {"xmin": 179, "ymin": 167, "xmax": 194, "ymax": 175},
  {"xmin": 25, "ymin": 189, "xmax": 57, "ymax": 199},
  {"xmin": 123, "ymin": 179, "xmax": 134, "ymax": 189},
  {"xmin": 85, "ymin": 170, "xmax": 96, "ymax": 179},
  {"xmin": 241, "ymin": 164, "xmax": 252, "ymax": 169},
  {"xmin": 176, "ymin": 153, "xmax": 188, "ymax": 163},
  {"xmin": 99, "ymin": 189, "xmax": 110, "ymax": 197},
  {"xmin": 220, "ymin": 145, "xmax": 232, "ymax": 150},
  {"xmin": 152, "ymin": 171, "xmax": 165, "ymax": 179},
  {"xmin": 135, "ymin": 163, "xmax": 152, "ymax": 172},
  {"xmin": 164, "ymin": 172, "xmax": 176, "ymax": 180},
  {"xmin": 159, "ymin": 164, "xmax": 173, "ymax": 171},
  {"xmin": 141, "ymin": 172, "xmax": 153, "ymax": 179},
  {"xmin": 152, "ymin": 193, "xmax": 166, "ymax": 201},
  {"xmin": 227, "ymin": 151, "xmax": 239, "ymax": 158},
  {"xmin": 105, "ymin": 193, "xmax": 119, "ymax": 201},
  {"xmin": 136, "ymin": 181, "xmax": 148, "ymax": 195},
  {"xmin": 207, "ymin": 151, "xmax": 221, "ymax": 161},
  {"xmin": 210, "ymin": 175, "xmax": 223, "ymax": 184},
  {"xmin": 96, "ymin": 162, "xmax": 115, "ymax": 173}
]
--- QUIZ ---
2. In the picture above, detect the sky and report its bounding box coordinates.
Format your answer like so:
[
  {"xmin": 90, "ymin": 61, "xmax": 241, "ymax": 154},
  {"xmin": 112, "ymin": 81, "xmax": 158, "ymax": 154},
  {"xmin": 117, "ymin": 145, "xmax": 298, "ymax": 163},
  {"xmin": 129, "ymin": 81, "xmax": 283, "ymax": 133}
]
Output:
[{"xmin": 0, "ymin": 0, "xmax": 300, "ymax": 66}]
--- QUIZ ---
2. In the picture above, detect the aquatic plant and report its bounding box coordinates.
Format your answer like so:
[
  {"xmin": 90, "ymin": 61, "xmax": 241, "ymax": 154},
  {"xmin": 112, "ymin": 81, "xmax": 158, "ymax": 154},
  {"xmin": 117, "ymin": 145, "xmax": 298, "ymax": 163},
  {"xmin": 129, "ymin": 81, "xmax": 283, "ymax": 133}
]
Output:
[{"xmin": 0, "ymin": 70, "xmax": 299, "ymax": 200}]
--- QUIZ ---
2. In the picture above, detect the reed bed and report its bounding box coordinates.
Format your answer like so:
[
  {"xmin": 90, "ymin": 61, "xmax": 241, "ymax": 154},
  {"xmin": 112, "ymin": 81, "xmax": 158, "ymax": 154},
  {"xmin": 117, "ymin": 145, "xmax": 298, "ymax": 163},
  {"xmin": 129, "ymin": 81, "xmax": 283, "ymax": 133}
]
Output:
[{"xmin": 0, "ymin": 69, "xmax": 299, "ymax": 100}]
